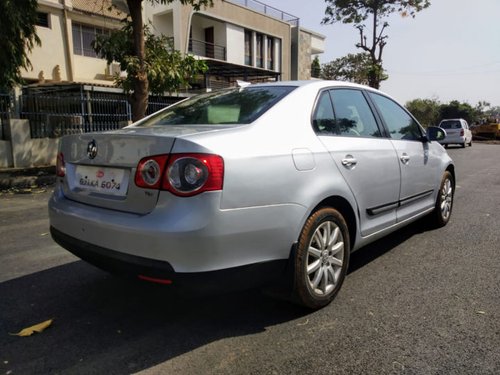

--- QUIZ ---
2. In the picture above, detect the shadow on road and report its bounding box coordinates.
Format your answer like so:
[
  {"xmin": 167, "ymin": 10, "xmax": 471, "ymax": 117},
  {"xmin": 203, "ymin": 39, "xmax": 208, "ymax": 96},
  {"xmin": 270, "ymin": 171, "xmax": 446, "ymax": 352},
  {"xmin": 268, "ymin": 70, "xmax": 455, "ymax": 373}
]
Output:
[
  {"xmin": 348, "ymin": 217, "xmax": 431, "ymax": 274},
  {"xmin": 0, "ymin": 261, "xmax": 308, "ymax": 373},
  {"xmin": 0, "ymin": 218, "xmax": 433, "ymax": 373}
]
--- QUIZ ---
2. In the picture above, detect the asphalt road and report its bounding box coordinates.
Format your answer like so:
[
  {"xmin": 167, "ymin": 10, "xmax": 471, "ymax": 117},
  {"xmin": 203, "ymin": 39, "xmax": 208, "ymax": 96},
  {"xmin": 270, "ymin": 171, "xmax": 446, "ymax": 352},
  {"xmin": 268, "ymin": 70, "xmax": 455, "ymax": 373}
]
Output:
[{"xmin": 0, "ymin": 143, "xmax": 499, "ymax": 374}]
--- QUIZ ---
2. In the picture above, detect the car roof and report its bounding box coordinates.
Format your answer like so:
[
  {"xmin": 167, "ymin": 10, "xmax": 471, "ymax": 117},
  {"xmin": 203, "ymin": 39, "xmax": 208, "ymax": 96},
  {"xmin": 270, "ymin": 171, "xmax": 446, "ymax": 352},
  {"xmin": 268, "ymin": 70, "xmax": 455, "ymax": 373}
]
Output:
[
  {"xmin": 249, "ymin": 80, "xmax": 399, "ymax": 103},
  {"xmin": 250, "ymin": 80, "xmax": 369, "ymax": 90}
]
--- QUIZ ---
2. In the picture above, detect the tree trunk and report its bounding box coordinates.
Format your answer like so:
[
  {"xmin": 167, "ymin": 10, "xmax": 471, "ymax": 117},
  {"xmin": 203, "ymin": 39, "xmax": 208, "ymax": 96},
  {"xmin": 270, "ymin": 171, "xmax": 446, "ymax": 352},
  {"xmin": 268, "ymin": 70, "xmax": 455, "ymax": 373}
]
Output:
[{"xmin": 127, "ymin": 0, "xmax": 149, "ymax": 122}]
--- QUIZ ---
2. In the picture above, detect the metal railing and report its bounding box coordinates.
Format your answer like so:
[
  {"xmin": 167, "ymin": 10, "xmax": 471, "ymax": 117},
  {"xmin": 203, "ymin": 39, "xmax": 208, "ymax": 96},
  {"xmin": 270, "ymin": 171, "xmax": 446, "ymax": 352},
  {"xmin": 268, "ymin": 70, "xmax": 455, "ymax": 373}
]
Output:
[
  {"xmin": 189, "ymin": 39, "xmax": 227, "ymax": 61},
  {"xmin": 226, "ymin": 0, "xmax": 299, "ymax": 26},
  {"xmin": 20, "ymin": 93, "xmax": 182, "ymax": 138}
]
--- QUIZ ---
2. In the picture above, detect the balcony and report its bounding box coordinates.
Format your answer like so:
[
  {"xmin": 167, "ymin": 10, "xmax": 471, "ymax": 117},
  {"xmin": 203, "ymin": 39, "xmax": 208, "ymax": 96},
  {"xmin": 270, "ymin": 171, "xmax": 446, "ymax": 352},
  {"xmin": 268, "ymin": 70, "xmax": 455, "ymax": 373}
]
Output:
[
  {"xmin": 226, "ymin": 0, "xmax": 299, "ymax": 26},
  {"xmin": 189, "ymin": 39, "xmax": 227, "ymax": 61}
]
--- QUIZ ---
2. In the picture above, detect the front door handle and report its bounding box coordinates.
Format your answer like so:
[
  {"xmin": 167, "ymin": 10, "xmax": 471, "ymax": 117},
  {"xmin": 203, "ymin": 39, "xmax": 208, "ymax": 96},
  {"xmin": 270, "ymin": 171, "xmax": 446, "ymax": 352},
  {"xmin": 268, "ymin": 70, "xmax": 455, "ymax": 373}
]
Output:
[{"xmin": 400, "ymin": 153, "xmax": 410, "ymax": 164}]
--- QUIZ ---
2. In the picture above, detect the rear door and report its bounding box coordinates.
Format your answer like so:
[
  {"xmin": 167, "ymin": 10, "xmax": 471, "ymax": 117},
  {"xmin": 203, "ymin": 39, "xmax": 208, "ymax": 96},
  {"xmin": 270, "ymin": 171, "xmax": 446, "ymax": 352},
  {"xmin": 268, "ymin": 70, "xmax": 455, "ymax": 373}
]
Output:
[{"xmin": 313, "ymin": 88, "xmax": 401, "ymax": 236}]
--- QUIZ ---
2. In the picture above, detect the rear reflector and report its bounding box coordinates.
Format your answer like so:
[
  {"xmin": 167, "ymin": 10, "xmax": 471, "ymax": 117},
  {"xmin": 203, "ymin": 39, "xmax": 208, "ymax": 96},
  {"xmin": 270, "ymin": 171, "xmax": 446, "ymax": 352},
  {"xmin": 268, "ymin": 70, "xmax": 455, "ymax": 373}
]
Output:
[
  {"xmin": 56, "ymin": 152, "xmax": 66, "ymax": 177},
  {"xmin": 138, "ymin": 274, "xmax": 173, "ymax": 285}
]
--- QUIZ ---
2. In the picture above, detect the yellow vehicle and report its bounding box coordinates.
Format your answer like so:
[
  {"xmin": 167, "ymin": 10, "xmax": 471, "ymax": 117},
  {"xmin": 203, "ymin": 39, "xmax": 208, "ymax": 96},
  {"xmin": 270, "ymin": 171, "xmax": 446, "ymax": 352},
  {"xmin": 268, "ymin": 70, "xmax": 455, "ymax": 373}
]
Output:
[{"xmin": 472, "ymin": 120, "xmax": 500, "ymax": 139}]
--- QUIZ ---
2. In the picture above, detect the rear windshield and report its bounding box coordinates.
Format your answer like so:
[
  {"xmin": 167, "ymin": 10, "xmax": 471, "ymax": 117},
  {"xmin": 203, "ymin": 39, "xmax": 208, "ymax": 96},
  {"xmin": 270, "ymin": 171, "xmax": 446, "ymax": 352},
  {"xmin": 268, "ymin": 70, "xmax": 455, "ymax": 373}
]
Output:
[
  {"xmin": 440, "ymin": 120, "xmax": 462, "ymax": 129},
  {"xmin": 137, "ymin": 86, "xmax": 296, "ymax": 126}
]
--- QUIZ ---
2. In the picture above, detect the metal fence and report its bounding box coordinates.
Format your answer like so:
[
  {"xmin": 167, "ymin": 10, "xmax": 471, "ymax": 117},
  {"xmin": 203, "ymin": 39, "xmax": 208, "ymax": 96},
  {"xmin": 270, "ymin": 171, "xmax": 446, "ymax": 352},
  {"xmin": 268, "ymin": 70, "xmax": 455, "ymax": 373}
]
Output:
[{"xmin": 20, "ymin": 92, "xmax": 181, "ymax": 138}]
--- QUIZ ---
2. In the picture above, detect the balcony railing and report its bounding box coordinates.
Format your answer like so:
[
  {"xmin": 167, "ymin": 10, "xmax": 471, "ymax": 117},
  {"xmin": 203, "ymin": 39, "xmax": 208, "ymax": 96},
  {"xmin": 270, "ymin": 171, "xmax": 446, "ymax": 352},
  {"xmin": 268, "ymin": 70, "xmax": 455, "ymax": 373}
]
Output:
[
  {"xmin": 226, "ymin": 0, "xmax": 299, "ymax": 26},
  {"xmin": 189, "ymin": 39, "xmax": 226, "ymax": 61}
]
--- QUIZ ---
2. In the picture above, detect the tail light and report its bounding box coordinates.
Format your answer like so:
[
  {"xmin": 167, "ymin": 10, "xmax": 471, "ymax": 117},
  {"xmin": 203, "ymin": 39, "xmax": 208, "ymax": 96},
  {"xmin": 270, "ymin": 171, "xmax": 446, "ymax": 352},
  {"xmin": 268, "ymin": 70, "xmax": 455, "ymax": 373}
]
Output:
[
  {"xmin": 134, "ymin": 153, "xmax": 224, "ymax": 196},
  {"xmin": 460, "ymin": 129, "xmax": 464, "ymax": 136},
  {"xmin": 56, "ymin": 152, "xmax": 66, "ymax": 177},
  {"xmin": 135, "ymin": 155, "xmax": 168, "ymax": 189}
]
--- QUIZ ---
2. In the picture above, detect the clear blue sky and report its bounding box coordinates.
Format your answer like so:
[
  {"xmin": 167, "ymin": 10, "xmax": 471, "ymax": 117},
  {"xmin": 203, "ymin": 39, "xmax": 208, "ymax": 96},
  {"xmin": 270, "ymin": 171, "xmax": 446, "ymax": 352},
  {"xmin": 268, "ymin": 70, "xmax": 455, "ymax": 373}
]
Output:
[{"xmin": 262, "ymin": 0, "xmax": 500, "ymax": 107}]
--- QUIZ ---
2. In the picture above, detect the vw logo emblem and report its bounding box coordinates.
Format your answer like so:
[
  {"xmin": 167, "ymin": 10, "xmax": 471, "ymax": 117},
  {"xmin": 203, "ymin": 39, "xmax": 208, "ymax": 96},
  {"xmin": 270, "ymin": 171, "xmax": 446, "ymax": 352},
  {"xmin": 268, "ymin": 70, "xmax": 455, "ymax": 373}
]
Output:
[{"xmin": 87, "ymin": 139, "xmax": 98, "ymax": 159}]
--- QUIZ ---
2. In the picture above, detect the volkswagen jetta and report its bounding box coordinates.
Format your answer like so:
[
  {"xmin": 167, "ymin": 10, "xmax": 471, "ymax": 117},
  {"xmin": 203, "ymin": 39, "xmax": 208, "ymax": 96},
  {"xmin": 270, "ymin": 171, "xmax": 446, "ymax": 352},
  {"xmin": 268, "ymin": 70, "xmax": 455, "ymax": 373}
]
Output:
[{"xmin": 49, "ymin": 81, "xmax": 454, "ymax": 309}]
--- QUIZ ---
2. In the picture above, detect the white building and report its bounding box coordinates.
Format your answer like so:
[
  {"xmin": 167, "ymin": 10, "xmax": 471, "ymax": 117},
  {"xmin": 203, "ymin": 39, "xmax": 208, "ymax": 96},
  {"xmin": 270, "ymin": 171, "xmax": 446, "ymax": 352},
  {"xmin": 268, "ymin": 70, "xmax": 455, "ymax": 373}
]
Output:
[{"xmin": 24, "ymin": 0, "xmax": 326, "ymax": 89}]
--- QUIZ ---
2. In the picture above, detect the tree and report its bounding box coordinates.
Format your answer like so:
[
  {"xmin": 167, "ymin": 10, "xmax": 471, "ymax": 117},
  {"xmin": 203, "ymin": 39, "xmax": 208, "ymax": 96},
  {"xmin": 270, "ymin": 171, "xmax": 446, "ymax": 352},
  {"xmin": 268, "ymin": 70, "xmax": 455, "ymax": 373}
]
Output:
[
  {"xmin": 0, "ymin": 0, "xmax": 40, "ymax": 91},
  {"xmin": 93, "ymin": 23, "xmax": 208, "ymax": 99},
  {"xmin": 405, "ymin": 98, "xmax": 440, "ymax": 127},
  {"xmin": 112, "ymin": 0, "xmax": 213, "ymax": 121},
  {"xmin": 320, "ymin": 52, "xmax": 381, "ymax": 85},
  {"xmin": 322, "ymin": 0, "xmax": 430, "ymax": 89},
  {"xmin": 311, "ymin": 56, "xmax": 321, "ymax": 78},
  {"xmin": 439, "ymin": 100, "xmax": 477, "ymax": 124}
]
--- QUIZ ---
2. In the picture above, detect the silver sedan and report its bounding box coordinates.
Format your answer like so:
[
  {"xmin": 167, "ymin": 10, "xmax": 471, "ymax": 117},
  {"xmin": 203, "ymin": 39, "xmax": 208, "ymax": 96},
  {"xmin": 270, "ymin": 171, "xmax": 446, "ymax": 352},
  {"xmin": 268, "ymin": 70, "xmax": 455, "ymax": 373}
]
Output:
[{"xmin": 49, "ymin": 81, "xmax": 454, "ymax": 309}]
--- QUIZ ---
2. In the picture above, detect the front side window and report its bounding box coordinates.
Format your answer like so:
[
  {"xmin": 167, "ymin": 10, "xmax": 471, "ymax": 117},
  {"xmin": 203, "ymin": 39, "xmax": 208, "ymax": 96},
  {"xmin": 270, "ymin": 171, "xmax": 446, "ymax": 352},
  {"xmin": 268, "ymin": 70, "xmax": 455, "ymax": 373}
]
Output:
[
  {"xmin": 369, "ymin": 92, "xmax": 422, "ymax": 141},
  {"xmin": 136, "ymin": 86, "xmax": 296, "ymax": 126}
]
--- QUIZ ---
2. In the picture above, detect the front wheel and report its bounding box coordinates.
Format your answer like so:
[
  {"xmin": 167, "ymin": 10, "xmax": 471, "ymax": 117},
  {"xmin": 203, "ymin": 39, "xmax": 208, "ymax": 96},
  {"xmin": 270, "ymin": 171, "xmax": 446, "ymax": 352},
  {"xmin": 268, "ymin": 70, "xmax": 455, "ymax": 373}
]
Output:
[
  {"xmin": 430, "ymin": 171, "xmax": 454, "ymax": 228},
  {"xmin": 292, "ymin": 207, "xmax": 350, "ymax": 309}
]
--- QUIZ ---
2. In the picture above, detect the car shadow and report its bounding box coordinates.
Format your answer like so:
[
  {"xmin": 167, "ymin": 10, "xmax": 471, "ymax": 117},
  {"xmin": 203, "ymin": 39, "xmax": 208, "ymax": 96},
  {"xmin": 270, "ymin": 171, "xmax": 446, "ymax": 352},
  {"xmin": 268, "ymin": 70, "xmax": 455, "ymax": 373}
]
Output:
[
  {"xmin": 0, "ymin": 261, "xmax": 308, "ymax": 374},
  {"xmin": 0, "ymin": 218, "xmax": 432, "ymax": 373},
  {"xmin": 348, "ymin": 216, "xmax": 431, "ymax": 274}
]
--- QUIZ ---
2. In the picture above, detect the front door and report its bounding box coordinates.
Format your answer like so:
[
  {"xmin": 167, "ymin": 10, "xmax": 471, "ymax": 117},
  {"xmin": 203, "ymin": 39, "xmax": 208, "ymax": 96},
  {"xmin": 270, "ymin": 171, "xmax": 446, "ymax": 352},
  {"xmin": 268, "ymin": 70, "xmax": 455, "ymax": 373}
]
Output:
[{"xmin": 368, "ymin": 92, "xmax": 437, "ymax": 222}]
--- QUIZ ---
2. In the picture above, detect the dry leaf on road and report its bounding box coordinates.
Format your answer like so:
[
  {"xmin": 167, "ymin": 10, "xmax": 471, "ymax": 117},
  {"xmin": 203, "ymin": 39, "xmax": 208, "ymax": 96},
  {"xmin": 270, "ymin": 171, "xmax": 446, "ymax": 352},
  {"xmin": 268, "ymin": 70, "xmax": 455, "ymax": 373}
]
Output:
[{"xmin": 9, "ymin": 319, "xmax": 53, "ymax": 337}]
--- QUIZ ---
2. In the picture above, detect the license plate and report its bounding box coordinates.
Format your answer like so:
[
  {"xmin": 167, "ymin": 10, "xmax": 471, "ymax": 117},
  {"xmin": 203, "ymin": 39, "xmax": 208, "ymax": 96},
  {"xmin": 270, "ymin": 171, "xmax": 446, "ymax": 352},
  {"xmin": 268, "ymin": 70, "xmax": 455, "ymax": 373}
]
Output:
[{"xmin": 74, "ymin": 165, "xmax": 129, "ymax": 196}]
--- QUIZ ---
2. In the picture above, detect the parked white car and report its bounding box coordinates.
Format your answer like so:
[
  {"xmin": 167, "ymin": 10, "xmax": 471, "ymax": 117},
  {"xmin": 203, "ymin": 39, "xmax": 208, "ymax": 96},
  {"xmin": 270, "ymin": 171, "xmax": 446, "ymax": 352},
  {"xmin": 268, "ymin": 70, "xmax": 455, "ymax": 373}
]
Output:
[{"xmin": 438, "ymin": 118, "xmax": 472, "ymax": 148}]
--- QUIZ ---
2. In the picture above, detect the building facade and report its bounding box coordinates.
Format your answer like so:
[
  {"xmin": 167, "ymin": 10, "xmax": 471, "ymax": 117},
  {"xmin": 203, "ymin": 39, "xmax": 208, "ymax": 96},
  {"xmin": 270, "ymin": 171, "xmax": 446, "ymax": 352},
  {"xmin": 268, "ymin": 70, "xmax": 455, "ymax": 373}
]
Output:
[{"xmin": 24, "ymin": 0, "xmax": 325, "ymax": 89}]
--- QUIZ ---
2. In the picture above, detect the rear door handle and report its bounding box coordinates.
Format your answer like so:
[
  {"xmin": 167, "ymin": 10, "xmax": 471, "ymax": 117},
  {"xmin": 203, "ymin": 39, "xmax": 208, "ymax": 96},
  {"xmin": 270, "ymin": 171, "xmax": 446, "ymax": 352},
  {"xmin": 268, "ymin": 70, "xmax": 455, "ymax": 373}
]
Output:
[
  {"xmin": 400, "ymin": 153, "xmax": 410, "ymax": 164},
  {"xmin": 341, "ymin": 155, "xmax": 358, "ymax": 168}
]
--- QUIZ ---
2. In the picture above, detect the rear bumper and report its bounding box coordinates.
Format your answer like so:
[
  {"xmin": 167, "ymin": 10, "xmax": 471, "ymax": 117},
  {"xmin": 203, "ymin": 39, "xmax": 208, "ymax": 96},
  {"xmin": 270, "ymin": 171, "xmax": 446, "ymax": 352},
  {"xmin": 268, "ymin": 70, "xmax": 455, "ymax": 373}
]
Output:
[
  {"xmin": 439, "ymin": 135, "xmax": 467, "ymax": 145},
  {"xmin": 51, "ymin": 226, "xmax": 288, "ymax": 291},
  {"xmin": 48, "ymin": 185, "xmax": 304, "ymax": 273}
]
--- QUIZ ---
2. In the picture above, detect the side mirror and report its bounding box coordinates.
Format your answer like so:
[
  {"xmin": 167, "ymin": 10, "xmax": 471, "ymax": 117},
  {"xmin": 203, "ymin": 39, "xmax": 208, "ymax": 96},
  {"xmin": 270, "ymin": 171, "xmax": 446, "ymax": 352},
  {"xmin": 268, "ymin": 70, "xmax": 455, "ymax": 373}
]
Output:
[{"xmin": 426, "ymin": 126, "xmax": 447, "ymax": 142}]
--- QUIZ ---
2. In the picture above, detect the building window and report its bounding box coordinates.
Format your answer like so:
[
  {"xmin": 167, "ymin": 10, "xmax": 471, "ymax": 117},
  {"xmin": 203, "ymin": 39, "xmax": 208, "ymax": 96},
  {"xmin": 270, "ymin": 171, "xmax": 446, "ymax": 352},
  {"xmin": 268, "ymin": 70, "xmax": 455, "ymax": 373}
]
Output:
[
  {"xmin": 72, "ymin": 22, "xmax": 111, "ymax": 58},
  {"xmin": 244, "ymin": 30, "xmax": 252, "ymax": 66},
  {"xmin": 256, "ymin": 33, "xmax": 264, "ymax": 68},
  {"xmin": 36, "ymin": 12, "xmax": 50, "ymax": 28},
  {"xmin": 267, "ymin": 36, "xmax": 274, "ymax": 70}
]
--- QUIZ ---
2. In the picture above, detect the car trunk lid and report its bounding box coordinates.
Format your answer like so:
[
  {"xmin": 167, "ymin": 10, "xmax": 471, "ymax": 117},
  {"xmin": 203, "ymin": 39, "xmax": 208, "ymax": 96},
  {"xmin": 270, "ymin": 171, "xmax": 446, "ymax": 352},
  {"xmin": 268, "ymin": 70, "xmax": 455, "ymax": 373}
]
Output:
[{"xmin": 58, "ymin": 130, "xmax": 176, "ymax": 214}]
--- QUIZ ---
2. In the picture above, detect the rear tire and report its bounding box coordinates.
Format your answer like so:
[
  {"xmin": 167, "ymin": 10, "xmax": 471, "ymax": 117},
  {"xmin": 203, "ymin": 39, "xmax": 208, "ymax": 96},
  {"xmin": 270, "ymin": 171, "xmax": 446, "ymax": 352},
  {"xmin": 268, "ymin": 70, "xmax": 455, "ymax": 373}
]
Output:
[
  {"xmin": 430, "ymin": 171, "xmax": 454, "ymax": 228},
  {"xmin": 461, "ymin": 142, "xmax": 466, "ymax": 148},
  {"xmin": 292, "ymin": 207, "xmax": 350, "ymax": 309}
]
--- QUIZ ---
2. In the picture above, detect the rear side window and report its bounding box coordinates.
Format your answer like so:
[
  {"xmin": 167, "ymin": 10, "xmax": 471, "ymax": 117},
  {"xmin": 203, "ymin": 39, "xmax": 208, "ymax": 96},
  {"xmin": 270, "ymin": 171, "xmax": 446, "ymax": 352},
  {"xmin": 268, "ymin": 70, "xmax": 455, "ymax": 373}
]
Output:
[
  {"xmin": 330, "ymin": 89, "xmax": 382, "ymax": 138},
  {"xmin": 312, "ymin": 91, "xmax": 336, "ymax": 134},
  {"xmin": 369, "ymin": 93, "xmax": 422, "ymax": 141},
  {"xmin": 312, "ymin": 89, "xmax": 381, "ymax": 138},
  {"xmin": 137, "ymin": 86, "xmax": 296, "ymax": 126}
]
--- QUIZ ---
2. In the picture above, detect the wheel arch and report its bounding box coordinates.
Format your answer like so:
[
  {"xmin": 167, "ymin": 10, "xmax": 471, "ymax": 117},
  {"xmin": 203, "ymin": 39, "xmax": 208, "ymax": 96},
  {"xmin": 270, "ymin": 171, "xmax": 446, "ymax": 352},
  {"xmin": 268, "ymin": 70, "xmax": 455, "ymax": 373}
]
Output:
[
  {"xmin": 311, "ymin": 195, "xmax": 357, "ymax": 252},
  {"xmin": 446, "ymin": 164, "xmax": 456, "ymax": 187}
]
